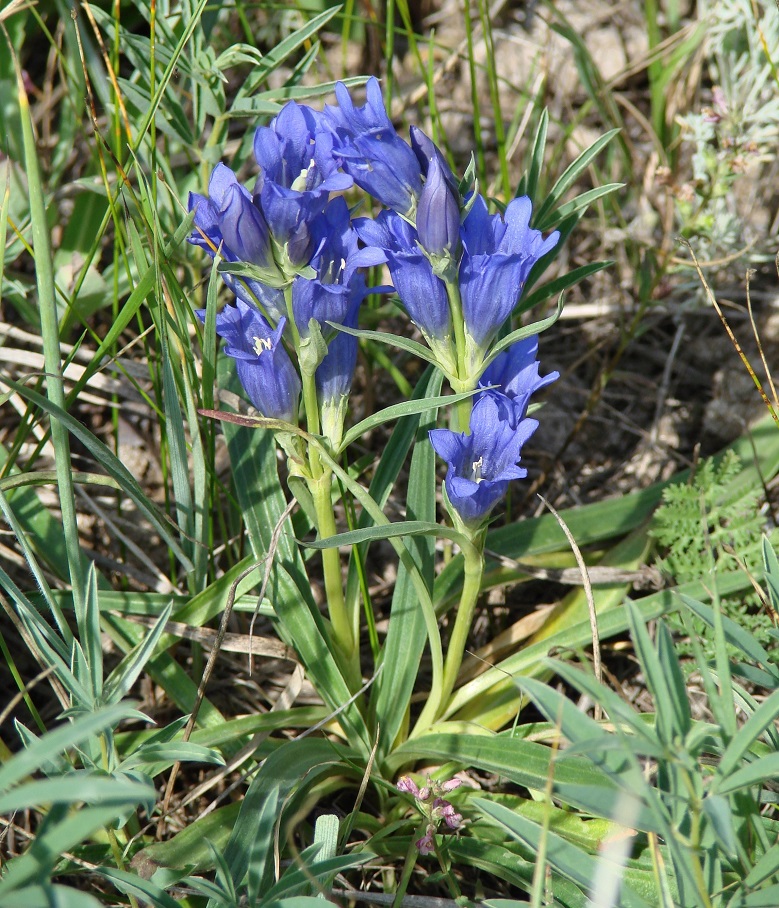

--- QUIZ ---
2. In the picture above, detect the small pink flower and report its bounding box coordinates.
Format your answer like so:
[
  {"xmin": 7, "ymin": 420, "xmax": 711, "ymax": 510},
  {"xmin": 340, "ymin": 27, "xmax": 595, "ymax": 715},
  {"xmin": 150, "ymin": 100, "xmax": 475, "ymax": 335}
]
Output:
[
  {"xmin": 432, "ymin": 797, "xmax": 463, "ymax": 829},
  {"xmin": 416, "ymin": 827, "xmax": 436, "ymax": 855},
  {"xmin": 397, "ymin": 776, "xmax": 420, "ymax": 797}
]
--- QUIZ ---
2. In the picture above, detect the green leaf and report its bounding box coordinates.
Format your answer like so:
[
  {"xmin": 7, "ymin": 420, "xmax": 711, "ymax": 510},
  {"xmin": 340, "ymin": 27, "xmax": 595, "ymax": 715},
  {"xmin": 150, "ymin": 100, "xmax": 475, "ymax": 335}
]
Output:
[
  {"xmin": 481, "ymin": 295, "xmax": 564, "ymax": 371},
  {"xmin": 540, "ymin": 660, "xmax": 663, "ymax": 758},
  {"xmin": 517, "ymin": 107, "xmax": 548, "ymax": 201},
  {"xmin": 391, "ymin": 732, "xmax": 626, "ymax": 811},
  {"xmin": 678, "ymin": 594, "xmax": 777, "ymax": 680},
  {"xmin": 743, "ymin": 842, "xmax": 779, "ymax": 888},
  {"xmin": 119, "ymin": 741, "xmax": 225, "ymax": 773},
  {"xmin": 337, "ymin": 387, "xmax": 477, "ymax": 454},
  {"xmin": 762, "ymin": 534, "xmax": 779, "ymax": 614},
  {"xmin": 0, "ymin": 804, "xmax": 149, "ymax": 892},
  {"xmin": 517, "ymin": 674, "xmax": 660, "ymax": 797},
  {"xmin": 329, "ymin": 323, "xmax": 439, "ymax": 369},
  {"xmin": 131, "ymin": 803, "xmax": 241, "ymax": 875},
  {"xmin": 0, "ymin": 376, "xmax": 193, "ymax": 572},
  {"xmin": 475, "ymin": 798, "xmax": 655, "ymax": 908},
  {"xmin": 264, "ymin": 851, "xmax": 375, "ymax": 902},
  {"xmin": 701, "ymin": 794, "xmax": 738, "ymax": 855},
  {"xmin": 539, "ymin": 183, "xmax": 624, "ymax": 230},
  {"xmin": 516, "ymin": 260, "xmax": 613, "ymax": 315},
  {"xmin": 234, "ymin": 7, "xmax": 344, "ymax": 101},
  {"xmin": 626, "ymin": 604, "xmax": 684, "ymax": 746},
  {"xmin": 371, "ymin": 368, "xmax": 442, "ymax": 760},
  {"xmin": 0, "ymin": 704, "xmax": 138, "ymax": 792},
  {"xmin": 103, "ymin": 603, "xmax": 173, "ymax": 705},
  {"xmin": 304, "ymin": 519, "xmax": 470, "ymax": 553},
  {"xmin": 0, "ymin": 773, "xmax": 153, "ymax": 814},
  {"xmin": 222, "ymin": 738, "xmax": 341, "ymax": 901},
  {"xmin": 729, "ymin": 885, "xmax": 779, "ymax": 908},
  {"xmin": 0, "ymin": 885, "xmax": 103, "ymax": 908},
  {"xmin": 714, "ymin": 752, "xmax": 779, "ymax": 795},
  {"xmin": 532, "ymin": 129, "xmax": 622, "ymax": 229},
  {"xmin": 656, "ymin": 619, "xmax": 692, "ymax": 738},
  {"xmin": 716, "ymin": 687, "xmax": 779, "ymax": 781},
  {"xmin": 94, "ymin": 866, "xmax": 180, "ymax": 908}
]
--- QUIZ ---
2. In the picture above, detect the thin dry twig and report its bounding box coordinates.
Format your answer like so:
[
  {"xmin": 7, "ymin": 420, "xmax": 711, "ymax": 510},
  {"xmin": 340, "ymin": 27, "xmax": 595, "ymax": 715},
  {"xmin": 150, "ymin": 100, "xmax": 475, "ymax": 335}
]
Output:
[
  {"xmin": 746, "ymin": 264, "xmax": 779, "ymax": 409},
  {"xmin": 250, "ymin": 497, "xmax": 296, "ymax": 675},
  {"xmin": 0, "ymin": 664, "xmax": 56, "ymax": 727},
  {"xmin": 681, "ymin": 238, "xmax": 779, "ymax": 428},
  {"xmin": 483, "ymin": 547, "xmax": 662, "ymax": 589},
  {"xmin": 537, "ymin": 494, "xmax": 602, "ymax": 720}
]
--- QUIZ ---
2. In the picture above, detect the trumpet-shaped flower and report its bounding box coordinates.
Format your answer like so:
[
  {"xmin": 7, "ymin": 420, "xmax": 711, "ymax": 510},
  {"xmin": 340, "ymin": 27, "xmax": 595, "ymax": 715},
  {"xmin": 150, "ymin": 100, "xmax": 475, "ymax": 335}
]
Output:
[
  {"xmin": 322, "ymin": 77, "xmax": 423, "ymax": 216},
  {"xmin": 198, "ymin": 299, "xmax": 300, "ymax": 423},
  {"xmin": 292, "ymin": 198, "xmax": 385, "ymax": 341},
  {"xmin": 460, "ymin": 195, "xmax": 559, "ymax": 355},
  {"xmin": 253, "ymin": 101, "xmax": 352, "ymax": 269},
  {"xmin": 188, "ymin": 165, "xmax": 286, "ymax": 322},
  {"xmin": 479, "ymin": 337, "xmax": 559, "ymax": 427},
  {"xmin": 253, "ymin": 100, "xmax": 350, "ymax": 197},
  {"xmin": 429, "ymin": 394, "xmax": 538, "ymax": 527},
  {"xmin": 354, "ymin": 210, "xmax": 453, "ymax": 368}
]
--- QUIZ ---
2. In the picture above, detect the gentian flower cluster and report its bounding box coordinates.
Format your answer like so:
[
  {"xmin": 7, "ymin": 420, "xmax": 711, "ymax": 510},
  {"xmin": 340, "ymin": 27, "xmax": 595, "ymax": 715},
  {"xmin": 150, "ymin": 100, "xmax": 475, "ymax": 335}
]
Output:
[{"xmin": 188, "ymin": 76, "xmax": 559, "ymax": 527}]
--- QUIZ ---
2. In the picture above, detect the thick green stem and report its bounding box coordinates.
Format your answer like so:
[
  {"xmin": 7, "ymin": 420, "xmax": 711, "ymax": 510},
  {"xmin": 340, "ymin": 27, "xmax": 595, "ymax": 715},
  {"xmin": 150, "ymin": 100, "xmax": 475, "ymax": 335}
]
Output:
[
  {"xmin": 444, "ymin": 281, "xmax": 474, "ymax": 433},
  {"xmin": 411, "ymin": 535, "xmax": 484, "ymax": 736},
  {"xmin": 438, "ymin": 545, "xmax": 484, "ymax": 716},
  {"xmin": 310, "ymin": 471, "xmax": 359, "ymax": 685},
  {"xmin": 445, "ymin": 280, "xmax": 468, "ymax": 381}
]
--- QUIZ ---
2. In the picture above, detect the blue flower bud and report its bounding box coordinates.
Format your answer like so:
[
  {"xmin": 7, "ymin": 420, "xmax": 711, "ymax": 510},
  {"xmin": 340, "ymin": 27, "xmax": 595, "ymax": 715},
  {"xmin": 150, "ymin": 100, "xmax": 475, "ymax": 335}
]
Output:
[
  {"xmin": 315, "ymin": 295, "xmax": 362, "ymax": 447},
  {"xmin": 416, "ymin": 154, "xmax": 461, "ymax": 257}
]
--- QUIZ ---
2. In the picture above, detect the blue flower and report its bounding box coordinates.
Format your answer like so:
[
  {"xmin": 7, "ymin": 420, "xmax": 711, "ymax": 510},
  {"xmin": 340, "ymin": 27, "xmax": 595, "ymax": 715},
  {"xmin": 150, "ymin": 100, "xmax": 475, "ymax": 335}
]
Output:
[
  {"xmin": 315, "ymin": 295, "xmax": 362, "ymax": 446},
  {"xmin": 322, "ymin": 78, "xmax": 423, "ymax": 216},
  {"xmin": 415, "ymin": 153, "xmax": 461, "ymax": 258},
  {"xmin": 292, "ymin": 198, "xmax": 384, "ymax": 342},
  {"xmin": 479, "ymin": 337, "xmax": 559, "ymax": 427},
  {"xmin": 188, "ymin": 165, "xmax": 286, "ymax": 323},
  {"xmin": 198, "ymin": 299, "xmax": 301, "ymax": 422},
  {"xmin": 429, "ymin": 394, "xmax": 538, "ymax": 527},
  {"xmin": 253, "ymin": 100, "xmax": 350, "ymax": 196},
  {"xmin": 253, "ymin": 101, "xmax": 353, "ymax": 270},
  {"xmin": 460, "ymin": 195, "xmax": 559, "ymax": 354},
  {"xmin": 410, "ymin": 126, "xmax": 459, "ymax": 196},
  {"xmin": 354, "ymin": 210, "xmax": 453, "ymax": 368}
]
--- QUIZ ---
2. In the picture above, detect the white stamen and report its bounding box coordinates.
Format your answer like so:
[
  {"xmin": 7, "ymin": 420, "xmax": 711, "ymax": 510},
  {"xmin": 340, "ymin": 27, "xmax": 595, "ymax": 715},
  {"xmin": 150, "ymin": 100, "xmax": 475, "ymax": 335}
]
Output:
[
  {"xmin": 253, "ymin": 336, "xmax": 273, "ymax": 356},
  {"xmin": 471, "ymin": 456, "xmax": 484, "ymax": 483}
]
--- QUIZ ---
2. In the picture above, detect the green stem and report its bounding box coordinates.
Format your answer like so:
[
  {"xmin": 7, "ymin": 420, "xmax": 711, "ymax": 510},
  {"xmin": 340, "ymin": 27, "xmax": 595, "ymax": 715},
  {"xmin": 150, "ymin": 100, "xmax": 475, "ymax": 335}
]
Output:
[
  {"xmin": 411, "ymin": 533, "xmax": 484, "ymax": 736},
  {"xmin": 310, "ymin": 472, "xmax": 356, "ymax": 676},
  {"xmin": 438, "ymin": 544, "xmax": 484, "ymax": 714},
  {"xmin": 680, "ymin": 767, "xmax": 713, "ymax": 908},
  {"xmin": 444, "ymin": 281, "xmax": 474, "ymax": 433},
  {"xmin": 281, "ymin": 285, "xmax": 324, "ymax": 477},
  {"xmin": 392, "ymin": 829, "xmax": 424, "ymax": 908}
]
